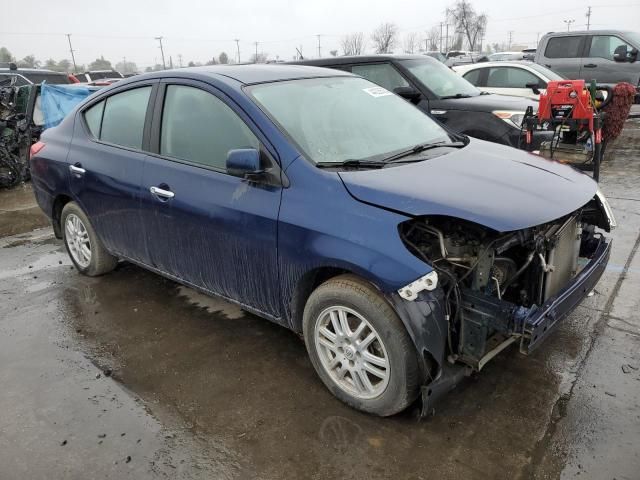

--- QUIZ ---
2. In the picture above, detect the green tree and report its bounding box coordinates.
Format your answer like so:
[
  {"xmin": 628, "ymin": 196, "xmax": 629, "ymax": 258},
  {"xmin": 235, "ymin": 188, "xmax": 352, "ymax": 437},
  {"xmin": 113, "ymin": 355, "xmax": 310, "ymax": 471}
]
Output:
[
  {"xmin": 0, "ymin": 47, "xmax": 14, "ymax": 63},
  {"xmin": 56, "ymin": 59, "xmax": 72, "ymax": 73},
  {"xmin": 44, "ymin": 58, "xmax": 57, "ymax": 70},
  {"xmin": 87, "ymin": 56, "xmax": 113, "ymax": 70},
  {"xmin": 218, "ymin": 52, "xmax": 229, "ymax": 64},
  {"xmin": 18, "ymin": 55, "xmax": 40, "ymax": 68}
]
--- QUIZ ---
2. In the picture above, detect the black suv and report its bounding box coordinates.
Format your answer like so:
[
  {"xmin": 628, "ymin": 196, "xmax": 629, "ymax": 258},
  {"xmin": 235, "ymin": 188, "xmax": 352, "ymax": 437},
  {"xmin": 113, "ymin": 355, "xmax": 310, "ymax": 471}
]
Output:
[
  {"xmin": 0, "ymin": 63, "xmax": 71, "ymax": 86},
  {"xmin": 292, "ymin": 55, "xmax": 549, "ymax": 148}
]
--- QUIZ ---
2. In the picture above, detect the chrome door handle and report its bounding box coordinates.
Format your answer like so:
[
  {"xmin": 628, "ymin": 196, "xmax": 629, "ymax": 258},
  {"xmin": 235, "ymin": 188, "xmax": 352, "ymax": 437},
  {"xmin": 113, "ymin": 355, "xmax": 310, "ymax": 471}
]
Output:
[
  {"xmin": 149, "ymin": 186, "xmax": 175, "ymax": 199},
  {"xmin": 69, "ymin": 165, "xmax": 86, "ymax": 175}
]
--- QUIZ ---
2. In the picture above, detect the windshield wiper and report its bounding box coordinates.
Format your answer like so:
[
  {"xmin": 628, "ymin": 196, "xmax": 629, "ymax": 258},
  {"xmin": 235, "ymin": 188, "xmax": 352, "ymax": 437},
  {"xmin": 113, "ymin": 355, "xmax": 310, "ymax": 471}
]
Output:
[
  {"xmin": 315, "ymin": 159, "xmax": 386, "ymax": 169},
  {"xmin": 383, "ymin": 141, "xmax": 466, "ymax": 163},
  {"xmin": 440, "ymin": 93, "xmax": 474, "ymax": 99}
]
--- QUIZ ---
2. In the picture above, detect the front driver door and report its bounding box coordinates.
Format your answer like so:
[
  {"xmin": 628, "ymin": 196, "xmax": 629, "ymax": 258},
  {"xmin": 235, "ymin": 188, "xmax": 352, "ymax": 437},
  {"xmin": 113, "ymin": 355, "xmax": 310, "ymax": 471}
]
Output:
[{"xmin": 139, "ymin": 81, "xmax": 282, "ymax": 319}]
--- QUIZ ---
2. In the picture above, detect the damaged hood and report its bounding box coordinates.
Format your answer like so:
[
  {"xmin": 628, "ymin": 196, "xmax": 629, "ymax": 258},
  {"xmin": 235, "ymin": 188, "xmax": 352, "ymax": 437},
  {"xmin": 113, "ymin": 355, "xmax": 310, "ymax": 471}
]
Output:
[{"xmin": 338, "ymin": 138, "xmax": 598, "ymax": 232}]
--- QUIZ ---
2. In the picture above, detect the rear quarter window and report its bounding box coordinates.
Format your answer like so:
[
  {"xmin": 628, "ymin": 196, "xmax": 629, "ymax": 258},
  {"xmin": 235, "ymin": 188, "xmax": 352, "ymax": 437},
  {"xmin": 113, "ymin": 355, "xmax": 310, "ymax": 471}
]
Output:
[
  {"xmin": 544, "ymin": 36, "xmax": 584, "ymax": 58},
  {"xmin": 462, "ymin": 69, "xmax": 482, "ymax": 86}
]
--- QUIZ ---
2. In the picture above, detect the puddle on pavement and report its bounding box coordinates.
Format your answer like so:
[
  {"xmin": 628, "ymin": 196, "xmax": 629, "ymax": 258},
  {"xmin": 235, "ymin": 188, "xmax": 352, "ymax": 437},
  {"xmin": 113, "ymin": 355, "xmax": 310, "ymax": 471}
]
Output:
[{"xmin": 55, "ymin": 259, "xmax": 584, "ymax": 479}]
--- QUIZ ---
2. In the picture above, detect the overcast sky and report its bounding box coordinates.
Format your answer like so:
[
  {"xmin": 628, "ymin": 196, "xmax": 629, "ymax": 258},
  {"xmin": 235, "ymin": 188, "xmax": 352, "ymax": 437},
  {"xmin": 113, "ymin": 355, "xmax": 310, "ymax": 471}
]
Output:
[{"xmin": 2, "ymin": 0, "xmax": 639, "ymax": 69}]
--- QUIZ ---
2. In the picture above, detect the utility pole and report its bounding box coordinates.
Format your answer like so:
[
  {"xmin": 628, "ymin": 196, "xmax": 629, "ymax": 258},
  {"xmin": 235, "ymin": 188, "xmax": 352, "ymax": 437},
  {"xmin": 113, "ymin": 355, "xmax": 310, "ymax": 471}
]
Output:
[
  {"xmin": 508, "ymin": 31, "xmax": 514, "ymax": 49},
  {"xmin": 169, "ymin": 56, "xmax": 173, "ymax": 69},
  {"xmin": 234, "ymin": 39, "xmax": 241, "ymax": 63},
  {"xmin": 253, "ymin": 42, "xmax": 259, "ymax": 63},
  {"xmin": 122, "ymin": 56, "xmax": 126, "ymax": 74},
  {"xmin": 66, "ymin": 34, "xmax": 77, "ymax": 72},
  {"xmin": 586, "ymin": 6, "xmax": 592, "ymax": 30},
  {"xmin": 178, "ymin": 54, "xmax": 183, "ymax": 68},
  {"xmin": 445, "ymin": 23, "xmax": 450, "ymax": 52},
  {"xmin": 316, "ymin": 34, "xmax": 322, "ymax": 57},
  {"xmin": 155, "ymin": 36, "xmax": 166, "ymax": 69},
  {"xmin": 536, "ymin": 32, "xmax": 541, "ymax": 45},
  {"xmin": 439, "ymin": 22, "xmax": 444, "ymax": 53}
]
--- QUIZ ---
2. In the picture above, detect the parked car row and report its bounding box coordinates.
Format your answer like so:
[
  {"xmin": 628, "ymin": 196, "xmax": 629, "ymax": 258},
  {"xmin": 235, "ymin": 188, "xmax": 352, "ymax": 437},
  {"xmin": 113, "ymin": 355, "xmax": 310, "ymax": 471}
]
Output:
[{"xmin": 30, "ymin": 62, "xmax": 615, "ymax": 416}]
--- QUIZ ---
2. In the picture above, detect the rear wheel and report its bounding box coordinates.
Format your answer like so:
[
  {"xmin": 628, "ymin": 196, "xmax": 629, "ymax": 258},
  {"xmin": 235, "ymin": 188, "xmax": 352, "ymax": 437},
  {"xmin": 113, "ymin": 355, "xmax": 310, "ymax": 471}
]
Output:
[
  {"xmin": 303, "ymin": 275, "xmax": 420, "ymax": 416},
  {"xmin": 61, "ymin": 202, "xmax": 117, "ymax": 276}
]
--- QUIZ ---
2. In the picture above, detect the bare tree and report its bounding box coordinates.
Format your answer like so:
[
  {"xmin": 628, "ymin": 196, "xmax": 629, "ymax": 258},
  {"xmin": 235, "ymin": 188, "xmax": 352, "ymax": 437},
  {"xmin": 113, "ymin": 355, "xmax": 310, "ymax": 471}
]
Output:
[
  {"xmin": 371, "ymin": 23, "xmax": 398, "ymax": 54},
  {"xmin": 403, "ymin": 32, "xmax": 419, "ymax": 54},
  {"xmin": 249, "ymin": 52, "xmax": 268, "ymax": 63},
  {"xmin": 340, "ymin": 32, "xmax": 365, "ymax": 56},
  {"xmin": 426, "ymin": 26, "xmax": 441, "ymax": 51},
  {"xmin": 447, "ymin": 0, "xmax": 487, "ymax": 51}
]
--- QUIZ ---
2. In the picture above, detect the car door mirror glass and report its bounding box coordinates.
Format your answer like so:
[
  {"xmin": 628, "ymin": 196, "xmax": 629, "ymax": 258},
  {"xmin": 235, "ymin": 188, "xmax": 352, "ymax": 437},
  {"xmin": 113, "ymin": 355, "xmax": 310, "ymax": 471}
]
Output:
[
  {"xmin": 613, "ymin": 45, "xmax": 629, "ymax": 62},
  {"xmin": 525, "ymin": 82, "xmax": 541, "ymax": 95},
  {"xmin": 226, "ymin": 148, "xmax": 263, "ymax": 178},
  {"xmin": 393, "ymin": 86, "xmax": 421, "ymax": 103}
]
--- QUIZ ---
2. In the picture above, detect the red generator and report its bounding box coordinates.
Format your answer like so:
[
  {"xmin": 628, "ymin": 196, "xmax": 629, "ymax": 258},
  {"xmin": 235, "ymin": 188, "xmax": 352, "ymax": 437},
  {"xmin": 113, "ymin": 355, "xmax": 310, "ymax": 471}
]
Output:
[{"xmin": 524, "ymin": 79, "xmax": 604, "ymax": 180}]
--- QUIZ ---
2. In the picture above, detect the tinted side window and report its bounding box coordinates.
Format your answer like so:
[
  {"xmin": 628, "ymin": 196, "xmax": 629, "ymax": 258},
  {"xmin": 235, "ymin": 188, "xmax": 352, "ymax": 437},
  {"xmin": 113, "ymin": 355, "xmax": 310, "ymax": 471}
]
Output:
[
  {"xmin": 351, "ymin": 63, "xmax": 409, "ymax": 91},
  {"xmin": 544, "ymin": 36, "xmax": 584, "ymax": 58},
  {"xmin": 588, "ymin": 35, "xmax": 632, "ymax": 60},
  {"xmin": 84, "ymin": 100, "xmax": 105, "ymax": 137},
  {"xmin": 160, "ymin": 85, "xmax": 259, "ymax": 170},
  {"xmin": 462, "ymin": 69, "xmax": 482, "ymax": 86},
  {"xmin": 486, "ymin": 67, "xmax": 540, "ymax": 88},
  {"xmin": 100, "ymin": 87, "xmax": 151, "ymax": 149}
]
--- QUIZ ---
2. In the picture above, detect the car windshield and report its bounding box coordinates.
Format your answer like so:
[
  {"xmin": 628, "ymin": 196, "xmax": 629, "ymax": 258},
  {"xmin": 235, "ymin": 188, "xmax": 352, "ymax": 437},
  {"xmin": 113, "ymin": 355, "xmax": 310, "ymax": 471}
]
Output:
[
  {"xmin": 90, "ymin": 71, "xmax": 123, "ymax": 79},
  {"xmin": 399, "ymin": 58, "xmax": 480, "ymax": 98},
  {"xmin": 248, "ymin": 76, "xmax": 452, "ymax": 164},
  {"xmin": 527, "ymin": 63, "xmax": 565, "ymax": 80}
]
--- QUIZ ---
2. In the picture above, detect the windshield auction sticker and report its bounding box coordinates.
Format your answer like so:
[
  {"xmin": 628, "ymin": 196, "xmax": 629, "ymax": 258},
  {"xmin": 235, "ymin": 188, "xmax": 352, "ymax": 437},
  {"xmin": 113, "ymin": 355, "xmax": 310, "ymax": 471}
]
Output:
[{"xmin": 362, "ymin": 86, "xmax": 393, "ymax": 97}]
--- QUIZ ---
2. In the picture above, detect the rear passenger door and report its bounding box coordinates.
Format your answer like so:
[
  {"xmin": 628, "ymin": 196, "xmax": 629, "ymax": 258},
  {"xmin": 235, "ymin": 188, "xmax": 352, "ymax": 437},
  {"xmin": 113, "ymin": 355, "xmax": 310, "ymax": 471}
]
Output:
[
  {"xmin": 541, "ymin": 35, "xmax": 586, "ymax": 79},
  {"xmin": 139, "ymin": 80, "xmax": 282, "ymax": 318},
  {"xmin": 68, "ymin": 81, "xmax": 157, "ymax": 262}
]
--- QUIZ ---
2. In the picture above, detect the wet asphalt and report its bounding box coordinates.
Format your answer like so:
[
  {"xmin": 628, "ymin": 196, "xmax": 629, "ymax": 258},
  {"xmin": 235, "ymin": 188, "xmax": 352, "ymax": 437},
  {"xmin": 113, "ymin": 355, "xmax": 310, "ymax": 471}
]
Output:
[{"xmin": 1, "ymin": 121, "xmax": 639, "ymax": 480}]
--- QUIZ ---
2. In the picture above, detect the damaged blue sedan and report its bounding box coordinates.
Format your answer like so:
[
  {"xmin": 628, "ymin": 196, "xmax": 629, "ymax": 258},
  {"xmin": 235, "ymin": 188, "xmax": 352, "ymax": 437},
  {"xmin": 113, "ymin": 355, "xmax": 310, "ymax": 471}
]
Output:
[{"xmin": 29, "ymin": 65, "xmax": 615, "ymax": 416}]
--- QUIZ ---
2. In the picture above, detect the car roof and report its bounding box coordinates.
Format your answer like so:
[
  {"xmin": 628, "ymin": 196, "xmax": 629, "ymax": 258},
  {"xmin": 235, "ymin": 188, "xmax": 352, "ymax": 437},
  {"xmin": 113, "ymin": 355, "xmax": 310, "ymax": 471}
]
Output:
[
  {"xmin": 289, "ymin": 54, "xmax": 435, "ymax": 67},
  {"xmin": 455, "ymin": 61, "xmax": 537, "ymax": 71},
  {"xmin": 543, "ymin": 29, "xmax": 635, "ymax": 36},
  {"xmin": 0, "ymin": 67, "xmax": 65, "ymax": 74},
  {"xmin": 112, "ymin": 64, "xmax": 353, "ymax": 87}
]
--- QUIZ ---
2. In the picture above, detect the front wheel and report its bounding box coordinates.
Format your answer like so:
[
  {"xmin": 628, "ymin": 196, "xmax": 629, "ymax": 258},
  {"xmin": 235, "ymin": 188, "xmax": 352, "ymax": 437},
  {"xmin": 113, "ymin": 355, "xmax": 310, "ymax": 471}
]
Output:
[
  {"xmin": 61, "ymin": 202, "xmax": 118, "ymax": 276},
  {"xmin": 303, "ymin": 275, "xmax": 420, "ymax": 416}
]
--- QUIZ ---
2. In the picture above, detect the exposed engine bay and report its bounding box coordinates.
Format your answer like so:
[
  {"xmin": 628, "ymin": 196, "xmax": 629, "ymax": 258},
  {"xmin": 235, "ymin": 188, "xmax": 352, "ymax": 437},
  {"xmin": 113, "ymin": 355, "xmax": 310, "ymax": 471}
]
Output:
[{"xmin": 399, "ymin": 194, "xmax": 612, "ymax": 370}]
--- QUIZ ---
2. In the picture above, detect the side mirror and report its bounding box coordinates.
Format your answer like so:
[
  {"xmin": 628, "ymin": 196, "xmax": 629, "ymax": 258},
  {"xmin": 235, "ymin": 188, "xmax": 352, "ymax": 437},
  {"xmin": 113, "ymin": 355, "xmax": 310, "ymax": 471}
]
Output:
[
  {"xmin": 613, "ymin": 45, "xmax": 630, "ymax": 62},
  {"xmin": 629, "ymin": 48, "xmax": 639, "ymax": 63},
  {"xmin": 226, "ymin": 148, "xmax": 263, "ymax": 178},
  {"xmin": 525, "ymin": 82, "xmax": 541, "ymax": 95},
  {"xmin": 393, "ymin": 86, "xmax": 421, "ymax": 103}
]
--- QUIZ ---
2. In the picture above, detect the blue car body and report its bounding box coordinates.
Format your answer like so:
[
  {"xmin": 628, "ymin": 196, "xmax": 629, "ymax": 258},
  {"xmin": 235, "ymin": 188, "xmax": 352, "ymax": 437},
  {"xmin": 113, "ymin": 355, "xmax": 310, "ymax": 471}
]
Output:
[{"xmin": 29, "ymin": 65, "xmax": 613, "ymax": 412}]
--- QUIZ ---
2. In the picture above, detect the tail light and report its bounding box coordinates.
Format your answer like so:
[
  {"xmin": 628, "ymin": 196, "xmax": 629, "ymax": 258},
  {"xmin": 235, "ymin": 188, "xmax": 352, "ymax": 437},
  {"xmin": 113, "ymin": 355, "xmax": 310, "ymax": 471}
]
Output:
[
  {"xmin": 68, "ymin": 74, "xmax": 80, "ymax": 83},
  {"xmin": 30, "ymin": 141, "xmax": 45, "ymax": 159}
]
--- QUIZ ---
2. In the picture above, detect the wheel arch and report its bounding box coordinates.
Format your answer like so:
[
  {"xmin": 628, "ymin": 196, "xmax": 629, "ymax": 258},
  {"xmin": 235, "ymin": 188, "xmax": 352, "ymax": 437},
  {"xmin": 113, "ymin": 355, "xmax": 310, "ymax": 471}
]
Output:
[{"xmin": 51, "ymin": 193, "xmax": 73, "ymax": 239}]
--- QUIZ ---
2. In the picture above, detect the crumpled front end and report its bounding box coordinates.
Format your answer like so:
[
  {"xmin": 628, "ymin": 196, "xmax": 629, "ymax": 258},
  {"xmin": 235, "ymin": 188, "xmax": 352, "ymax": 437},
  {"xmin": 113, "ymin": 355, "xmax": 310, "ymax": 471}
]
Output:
[{"xmin": 396, "ymin": 191, "xmax": 614, "ymax": 411}]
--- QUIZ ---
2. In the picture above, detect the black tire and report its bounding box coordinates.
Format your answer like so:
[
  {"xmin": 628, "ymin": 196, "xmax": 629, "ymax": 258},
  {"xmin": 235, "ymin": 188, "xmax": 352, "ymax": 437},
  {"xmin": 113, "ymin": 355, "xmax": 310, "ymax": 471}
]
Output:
[
  {"xmin": 61, "ymin": 201, "xmax": 118, "ymax": 276},
  {"xmin": 303, "ymin": 274, "xmax": 420, "ymax": 416}
]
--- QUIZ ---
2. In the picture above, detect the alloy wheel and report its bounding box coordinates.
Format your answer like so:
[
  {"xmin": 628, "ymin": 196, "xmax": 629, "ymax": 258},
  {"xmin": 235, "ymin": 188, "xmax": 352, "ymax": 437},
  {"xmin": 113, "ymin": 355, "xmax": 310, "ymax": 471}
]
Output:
[
  {"xmin": 65, "ymin": 213, "xmax": 92, "ymax": 268},
  {"xmin": 314, "ymin": 306, "xmax": 390, "ymax": 399}
]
